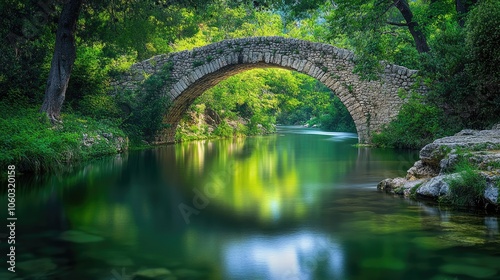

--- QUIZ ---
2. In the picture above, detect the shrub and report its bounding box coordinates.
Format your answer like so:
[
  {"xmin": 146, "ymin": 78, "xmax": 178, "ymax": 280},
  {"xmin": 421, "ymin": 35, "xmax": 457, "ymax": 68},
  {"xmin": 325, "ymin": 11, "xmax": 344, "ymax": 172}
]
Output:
[
  {"xmin": 372, "ymin": 93, "xmax": 457, "ymax": 149},
  {"xmin": 119, "ymin": 63, "xmax": 173, "ymax": 142},
  {"xmin": 78, "ymin": 94, "xmax": 121, "ymax": 119},
  {"xmin": 213, "ymin": 121, "xmax": 233, "ymax": 138}
]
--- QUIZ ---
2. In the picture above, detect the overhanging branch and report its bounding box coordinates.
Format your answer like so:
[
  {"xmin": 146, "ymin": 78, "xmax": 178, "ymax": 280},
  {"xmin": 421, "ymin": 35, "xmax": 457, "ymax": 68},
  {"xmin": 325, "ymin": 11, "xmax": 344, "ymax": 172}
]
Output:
[{"xmin": 386, "ymin": 21, "xmax": 408, "ymax": 26}]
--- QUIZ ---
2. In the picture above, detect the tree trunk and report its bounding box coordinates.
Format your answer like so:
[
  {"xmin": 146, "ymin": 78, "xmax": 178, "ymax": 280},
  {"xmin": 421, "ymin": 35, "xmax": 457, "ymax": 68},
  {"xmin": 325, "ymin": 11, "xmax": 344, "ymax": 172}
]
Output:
[
  {"xmin": 393, "ymin": 0, "xmax": 430, "ymax": 53},
  {"xmin": 456, "ymin": 0, "xmax": 477, "ymax": 27},
  {"xmin": 40, "ymin": 0, "xmax": 83, "ymax": 123}
]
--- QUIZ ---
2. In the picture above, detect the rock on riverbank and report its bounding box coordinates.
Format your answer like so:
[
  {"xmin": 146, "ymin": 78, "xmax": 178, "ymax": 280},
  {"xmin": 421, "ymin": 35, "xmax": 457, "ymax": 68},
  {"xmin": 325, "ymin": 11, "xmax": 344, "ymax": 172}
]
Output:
[{"xmin": 378, "ymin": 125, "xmax": 500, "ymax": 210}]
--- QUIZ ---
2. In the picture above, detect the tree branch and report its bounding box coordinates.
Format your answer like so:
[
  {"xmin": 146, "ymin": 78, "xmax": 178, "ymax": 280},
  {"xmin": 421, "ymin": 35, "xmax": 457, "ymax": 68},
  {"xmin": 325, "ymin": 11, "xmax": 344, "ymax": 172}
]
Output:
[{"xmin": 386, "ymin": 21, "xmax": 408, "ymax": 26}]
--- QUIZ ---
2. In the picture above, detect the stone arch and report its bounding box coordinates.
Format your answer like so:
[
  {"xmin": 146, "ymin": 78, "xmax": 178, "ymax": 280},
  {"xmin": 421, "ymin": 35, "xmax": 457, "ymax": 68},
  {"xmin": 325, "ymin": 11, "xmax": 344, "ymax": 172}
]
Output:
[{"xmin": 113, "ymin": 37, "xmax": 425, "ymax": 144}]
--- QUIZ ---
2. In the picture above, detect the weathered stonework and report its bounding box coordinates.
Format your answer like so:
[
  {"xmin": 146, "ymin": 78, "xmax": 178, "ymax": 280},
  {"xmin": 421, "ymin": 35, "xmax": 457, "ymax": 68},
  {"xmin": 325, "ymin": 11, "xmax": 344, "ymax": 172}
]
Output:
[{"xmin": 111, "ymin": 36, "xmax": 425, "ymax": 144}]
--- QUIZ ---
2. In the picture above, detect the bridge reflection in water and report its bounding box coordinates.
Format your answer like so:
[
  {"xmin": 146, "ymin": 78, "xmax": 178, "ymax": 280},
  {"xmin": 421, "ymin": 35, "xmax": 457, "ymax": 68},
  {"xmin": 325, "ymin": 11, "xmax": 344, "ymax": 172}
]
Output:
[{"xmin": 5, "ymin": 127, "xmax": 499, "ymax": 279}]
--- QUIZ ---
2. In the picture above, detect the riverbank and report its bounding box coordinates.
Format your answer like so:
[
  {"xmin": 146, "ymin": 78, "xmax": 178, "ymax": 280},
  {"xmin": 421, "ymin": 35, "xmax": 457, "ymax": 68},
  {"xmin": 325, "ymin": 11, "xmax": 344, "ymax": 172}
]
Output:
[
  {"xmin": 0, "ymin": 103, "xmax": 276, "ymax": 174},
  {"xmin": 0, "ymin": 105, "xmax": 128, "ymax": 174},
  {"xmin": 378, "ymin": 125, "xmax": 500, "ymax": 212},
  {"xmin": 175, "ymin": 104, "xmax": 276, "ymax": 141}
]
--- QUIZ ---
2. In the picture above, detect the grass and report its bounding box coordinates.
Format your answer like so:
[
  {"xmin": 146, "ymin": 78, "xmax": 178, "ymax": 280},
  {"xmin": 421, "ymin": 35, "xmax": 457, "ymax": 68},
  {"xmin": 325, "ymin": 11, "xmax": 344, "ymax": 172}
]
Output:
[
  {"xmin": 0, "ymin": 103, "xmax": 126, "ymax": 174},
  {"xmin": 409, "ymin": 183, "xmax": 422, "ymax": 198},
  {"xmin": 445, "ymin": 158, "xmax": 488, "ymax": 207}
]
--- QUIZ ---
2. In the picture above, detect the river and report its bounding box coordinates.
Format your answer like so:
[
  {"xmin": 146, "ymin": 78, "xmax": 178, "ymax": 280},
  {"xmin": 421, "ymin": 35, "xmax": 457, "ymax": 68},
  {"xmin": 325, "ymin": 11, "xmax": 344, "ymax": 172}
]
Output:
[{"xmin": 1, "ymin": 126, "xmax": 499, "ymax": 279}]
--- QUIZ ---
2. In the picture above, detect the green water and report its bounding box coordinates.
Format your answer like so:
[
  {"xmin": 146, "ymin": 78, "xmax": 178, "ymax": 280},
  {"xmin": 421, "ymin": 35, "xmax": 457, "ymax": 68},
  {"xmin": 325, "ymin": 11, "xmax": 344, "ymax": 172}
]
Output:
[{"xmin": 1, "ymin": 126, "xmax": 499, "ymax": 280}]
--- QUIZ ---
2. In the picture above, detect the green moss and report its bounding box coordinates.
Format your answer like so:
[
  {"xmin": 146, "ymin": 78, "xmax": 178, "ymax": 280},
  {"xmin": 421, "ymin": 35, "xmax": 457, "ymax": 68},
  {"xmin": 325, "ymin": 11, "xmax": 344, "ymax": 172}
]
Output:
[{"xmin": 409, "ymin": 183, "xmax": 423, "ymax": 198}]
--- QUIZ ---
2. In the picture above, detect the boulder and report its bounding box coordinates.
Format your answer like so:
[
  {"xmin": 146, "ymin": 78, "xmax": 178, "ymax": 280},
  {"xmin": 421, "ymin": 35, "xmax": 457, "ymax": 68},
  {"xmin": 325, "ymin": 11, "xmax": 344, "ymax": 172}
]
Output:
[
  {"xmin": 377, "ymin": 177, "xmax": 406, "ymax": 192},
  {"xmin": 402, "ymin": 179, "xmax": 428, "ymax": 197},
  {"xmin": 416, "ymin": 175, "xmax": 454, "ymax": 198},
  {"xmin": 406, "ymin": 160, "xmax": 439, "ymax": 180},
  {"xmin": 419, "ymin": 128, "xmax": 500, "ymax": 167},
  {"xmin": 379, "ymin": 126, "xmax": 500, "ymax": 210},
  {"xmin": 484, "ymin": 184, "xmax": 498, "ymax": 205},
  {"xmin": 378, "ymin": 177, "xmax": 427, "ymax": 196}
]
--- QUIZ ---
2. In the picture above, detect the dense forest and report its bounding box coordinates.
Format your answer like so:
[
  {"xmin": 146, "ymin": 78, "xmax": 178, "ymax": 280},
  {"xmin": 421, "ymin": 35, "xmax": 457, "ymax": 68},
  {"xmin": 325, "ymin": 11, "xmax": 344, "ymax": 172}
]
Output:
[{"xmin": 1, "ymin": 0, "xmax": 499, "ymax": 172}]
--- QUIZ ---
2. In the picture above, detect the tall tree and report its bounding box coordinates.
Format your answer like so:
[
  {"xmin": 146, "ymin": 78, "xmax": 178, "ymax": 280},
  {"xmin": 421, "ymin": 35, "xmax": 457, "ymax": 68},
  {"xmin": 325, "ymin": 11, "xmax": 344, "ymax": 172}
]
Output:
[
  {"xmin": 391, "ymin": 0, "xmax": 430, "ymax": 53},
  {"xmin": 323, "ymin": 0, "xmax": 428, "ymax": 76},
  {"xmin": 39, "ymin": 0, "xmax": 212, "ymax": 123},
  {"xmin": 40, "ymin": 0, "xmax": 83, "ymax": 123}
]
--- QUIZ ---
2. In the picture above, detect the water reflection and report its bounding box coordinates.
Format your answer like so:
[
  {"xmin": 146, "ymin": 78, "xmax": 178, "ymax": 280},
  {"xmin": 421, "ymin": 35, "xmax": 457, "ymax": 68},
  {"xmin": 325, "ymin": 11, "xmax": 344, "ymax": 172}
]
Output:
[
  {"xmin": 223, "ymin": 230, "xmax": 345, "ymax": 280},
  {"xmin": 1, "ymin": 127, "xmax": 499, "ymax": 279},
  {"xmin": 154, "ymin": 129, "xmax": 360, "ymax": 224}
]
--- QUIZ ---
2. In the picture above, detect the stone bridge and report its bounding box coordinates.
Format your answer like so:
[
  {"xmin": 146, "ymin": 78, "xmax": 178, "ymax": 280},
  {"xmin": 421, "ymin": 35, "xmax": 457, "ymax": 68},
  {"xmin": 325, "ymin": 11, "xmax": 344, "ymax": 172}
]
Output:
[{"xmin": 113, "ymin": 36, "xmax": 425, "ymax": 144}]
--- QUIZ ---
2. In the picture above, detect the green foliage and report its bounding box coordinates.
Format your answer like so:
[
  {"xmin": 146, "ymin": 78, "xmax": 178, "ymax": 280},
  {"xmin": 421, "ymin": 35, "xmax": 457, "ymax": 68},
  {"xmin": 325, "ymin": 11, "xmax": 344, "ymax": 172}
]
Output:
[
  {"xmin": 275, "ymin": 72, "xmax": 355, "ymax": 132},
  {"xmin": 78, "ymin": 94, "xmax": 121, "ymax": 119},
  {"xmin": 213, "ymin": 121, "xmax": 234, "ymax": 137},
  {"xmin": 445, "ymin": 159, "xmax": 488, "ymax": 207},
  {"xmin": 466, "ymin": 0, "xmax": 500, "ymax": 82},
  {"xmin": 321, "ymin": 0, "xmax": 499, "ymax": 133},
  {"xmin": 120, "ymin": 63, "xmax": 173, "ymax": 142},
  {"xmin": 79, "ymin": 1, "xmax": 210, "ymax": 60},
  {"xmin": 177, "ymin": 66, "xmax": 356, "ymax": 141},
  {"xmin": 67, "ymin": 44, "xmax": 110, "ymax": 104},
  {"xmin": 463, "ymin": 0, "xmax": 500, "ymax": 125},
  {"xmin": 0, "ymin": 102, "xmax": 126, "ymax": 173},
  {"xmin": 5, "ymin": 0, "xmax": 498, "ymax": 175},
  {"xmin": 325, "ymin": 0, "xmax": 428, "ymax": 75},
  {"xmin": 372, "ymin": 94, "xmax": 456, "ymax": 149},
  {"xmin": 0, "ymin": 3, "xmax": 54, "ymax": 105}
]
